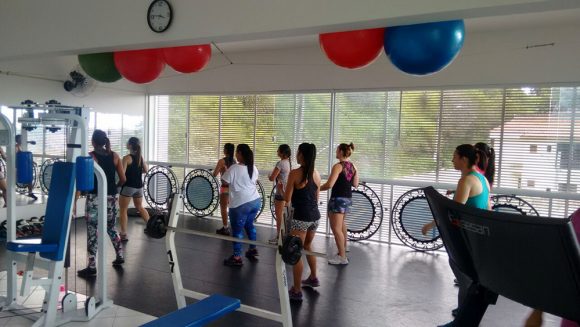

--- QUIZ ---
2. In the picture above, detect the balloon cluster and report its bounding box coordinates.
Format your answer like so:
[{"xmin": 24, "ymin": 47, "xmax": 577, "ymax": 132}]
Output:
[
  {"xmin": 320, "ymin": 20, "xmax": 465, "ymax": 75},
  {"xmin": 78, "ymin": 44, "xmax": 212, "ymax": 84}
]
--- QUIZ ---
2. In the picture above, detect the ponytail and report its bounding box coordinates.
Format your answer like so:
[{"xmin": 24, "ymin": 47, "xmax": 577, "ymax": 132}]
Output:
[
  {"xmin": 224, "ymin": 143, "xmax": 235, "ymax": 168},
  {"xmin": 127, "ymin": 137, "xmax": 142, "ymax": 166},
  {"xmin": 105, "ymin": 137, "xmax": 111, "ymax": 154},
  {"xmin": 338, "ymin": 142, "xmax": 355, "ymax": 158},
  {"xmin": 92, "ymin": 129, "xmax": 111, "ymax": 154},
  {"xmin": 475, "ymin": 142, "xmax": 495, "ymax": 186},
  {"xmin": 298, "ymin": 143, "xmax": 316, "ymax": 184},
  {"xmin": 236, "ymin": 144, "xmax": 254, "ymax": 179}
]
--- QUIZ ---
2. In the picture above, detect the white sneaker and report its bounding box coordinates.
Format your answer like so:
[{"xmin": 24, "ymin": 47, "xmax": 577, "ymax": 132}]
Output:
[
  {"xmin": 268, "ymin": 237, "xmax": 278, "ymax": 245},
  {"xmin": 328, "ymin": 255, "xmax": 349, "ymax": 265}
]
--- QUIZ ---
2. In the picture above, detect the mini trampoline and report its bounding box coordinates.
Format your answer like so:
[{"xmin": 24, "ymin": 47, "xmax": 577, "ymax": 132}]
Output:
[
  {"xmin": 255, "ymin": 180, "xmax": 266, "ymax": 221},
  {"xmin": 16, "ymin": 161, "xmax": 38, "ymax": 194},
  {"xmin": 491, "ymin": 195, "xmax": 539, "ymax": 216},
  {"xmin": 269, "ymin": 184, "xmax": 277, "ymax": 220},
  {"xmin": 143, "ymin": 165, "xmax": 179, "ymax": 211},
  {"xmin": 39, "ymin": 159, "xmax": 61, "ymax": 194},
  {"xmin": 346, "ymin": 183, "xmax": 384, "ymax": 241},
  {"xmin": 392, "ymin": 188, "xmax": 541, "ymax": 252},
  {"xmin": 182, "ymin": 169, "xmax": 219, "ymax": 217},
  {"xmin": 391, "ymin": 188, "xmax": 445, "ymax": 251}
]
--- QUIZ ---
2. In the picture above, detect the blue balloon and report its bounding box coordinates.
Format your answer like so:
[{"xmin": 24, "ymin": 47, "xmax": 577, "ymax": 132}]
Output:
[{"xmin": 385, "ymin": 20, "xmax": 465, "ymax": 75}]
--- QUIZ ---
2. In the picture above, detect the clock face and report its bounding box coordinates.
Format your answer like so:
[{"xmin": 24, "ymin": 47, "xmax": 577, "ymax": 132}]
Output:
[{"xmin": 147, "ymin": 0, "xmax": 172, "ymax": 33}]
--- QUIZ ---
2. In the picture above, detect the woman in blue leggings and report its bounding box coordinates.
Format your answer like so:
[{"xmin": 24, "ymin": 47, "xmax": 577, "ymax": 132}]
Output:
[{"xmin": 221, "ymin": 144, "xmax": 261, "ymax": 266}]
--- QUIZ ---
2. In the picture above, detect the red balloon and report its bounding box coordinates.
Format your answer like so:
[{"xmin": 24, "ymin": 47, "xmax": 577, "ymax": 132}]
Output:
[
  {"xmin": 319, "ymin": 28, "xmax": 385, "ymax": 69},
  {"xmin": 163, "ymin": 44, "xmax": 211, "ymax": 73},
  {"xmin": 114, "ymin": 49, "xmax": 165, "ymax": 84}
]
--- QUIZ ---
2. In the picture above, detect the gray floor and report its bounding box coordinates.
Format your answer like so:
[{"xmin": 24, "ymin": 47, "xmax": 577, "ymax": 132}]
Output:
[{"xmin": 1, "ymin": 209, "xmax": 565, "ymax": 327}]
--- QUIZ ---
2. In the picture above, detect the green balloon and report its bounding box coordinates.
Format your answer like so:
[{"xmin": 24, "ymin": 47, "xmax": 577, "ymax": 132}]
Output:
[{"xmin": 78, "ymin": 52, "xmax": 122, "ymax": 83}]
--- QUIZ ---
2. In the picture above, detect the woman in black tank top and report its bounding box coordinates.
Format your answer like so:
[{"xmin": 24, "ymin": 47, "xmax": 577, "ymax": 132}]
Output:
[
  {"xmin": 212, "ymin": 143, "xmax": 235, "ymax": 235},
  {"xmin": 321, "ymin": 143, "xmax": 359, "ymax": 265},
  {"xmin": 77, "ymin": 130, "xmax": 126, "ymax": 278},
  {"xmin": 284, "ymin": 143, "xmax": 321, "ymax": 302},
  {"xmin": 119, "ymin": 137, "xmax": 149, "ymax": 242}
]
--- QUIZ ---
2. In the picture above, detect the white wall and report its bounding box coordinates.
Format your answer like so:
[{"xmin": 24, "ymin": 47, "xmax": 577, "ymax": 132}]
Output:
[
  {"xmin": 148, "ymin": 23, "xmax": 580, "ymax": 94},
  {"xmin": 1, "ymin": 0, "xmax": 576, "ymax": 60},
  {"xmin": 0, "ymin": 74, "xmax": 145, "ymax": 116}
]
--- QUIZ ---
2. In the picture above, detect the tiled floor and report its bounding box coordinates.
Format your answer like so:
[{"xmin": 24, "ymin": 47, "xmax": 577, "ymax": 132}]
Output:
[
  {"xmin": 0, "ymin": 272, "xmax": 155, "ymax": 327},
  {"xmin": 0, "ymin": 214, "xmax": 567, "ymax": 326}
]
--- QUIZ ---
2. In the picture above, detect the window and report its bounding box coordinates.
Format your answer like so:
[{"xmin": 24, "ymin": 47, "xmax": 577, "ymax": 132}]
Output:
[
  {"xmin": 557, "ymin": 143, "xmax": 580, "ymax": 170},
  {"xmin": 188, "ymin": 96, "xmax": 220, "ymax": 166},
  {"xmin": 149, "ymin": 85, "xmax": 580, "ymax": 221},
  {"xmin": 559, "ymin": 183, "xmax": 577, "ymax": 193}
]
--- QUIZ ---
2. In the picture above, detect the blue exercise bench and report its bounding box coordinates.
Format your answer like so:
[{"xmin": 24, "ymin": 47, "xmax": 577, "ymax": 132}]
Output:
[
  {"xmin": 5, "ymin": 162, "xmax": 76, "ymax": 327},
  {"xmin": 141, "ymin": 294, "xmax": 241, "ymax": 327}
]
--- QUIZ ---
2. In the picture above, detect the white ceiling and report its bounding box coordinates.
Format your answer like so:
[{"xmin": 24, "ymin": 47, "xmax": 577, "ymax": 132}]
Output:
[
  {"xmin": 215, "ymin": 8, "xmax": 580, "ymax": 54},
  {"xmin": 1, "ymin": 7, "xmax": 579, "ymax": 90}
]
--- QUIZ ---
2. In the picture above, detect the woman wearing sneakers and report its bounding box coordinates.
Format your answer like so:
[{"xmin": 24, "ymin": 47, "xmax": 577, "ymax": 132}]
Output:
[
  {"xmin": 78, "ymin": 130, "xmax": 126, "ymax": 278},
  {"xmin": 268, "ymin": 144, "xmax": 291, "ymax": 244},
  {"xmin": 118, "ymin": 137, "xmax": 149, "ymax": 242},
  {"xmin": 213, "ymin": 143, "xmax": 235, "ymax": 236},
  {"xmin": 285, "ymin": 143, "xmax": 321, "ymax": 302},
  {"xmin": 221, "ymin": 144, "xmax": 261, "ymax": 266},
  {"xmin": 321, "ymin": 143, "xmax": 359, "ymax": 265}
]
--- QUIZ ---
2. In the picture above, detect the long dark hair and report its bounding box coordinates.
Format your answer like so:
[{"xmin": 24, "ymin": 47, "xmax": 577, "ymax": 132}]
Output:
[
  {"xmin": 455, "ymin": 144, "xmax": 477, "ymax": 167},
  {"xmin": 298, "ymin": 143, "xmax": 316, "ymax": 184},
  {"xmin": 236, "ymin": 144, "xmax": 254, "ymax": 179},
  {"xmin": 92, "ymin": 129, "xmax": 111, "ymax": 154},
  {"xmin": 475, "ymin": 142, "xmax": 495, "ymax": 186},
  {"xmin": 224, "ymin": 143, "xmax": 235, "ymax": 168},
  {"xmin": 338, "ymin": 142, "xmax": 355, "ymax": 158},
  {"xmin": 278, "ymin": 144, "xmax": 292, "ymax": 170},
  {"xmin": 127, "ymin": 137, "xmax": 142, "ymax": 166}
]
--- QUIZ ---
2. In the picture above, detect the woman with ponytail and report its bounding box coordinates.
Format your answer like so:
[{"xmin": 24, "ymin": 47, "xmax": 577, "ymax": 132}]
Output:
[
  {"xmin": 284, "ymin": 143, "xmax": 321, "ymax": 302},
  {"xmin": 118, "ymin": 137, "xmax": 149, "ymax": 242},
  {"xmin": 425, "ymin": 144, "xmax": 491, "ymax": 326},
  {"xmin": 213, "ymin": 143, "xmax": 236, "ymax": 236},
  {"xmin": 321, "ymin": 142, "xmax": 359, "ymax": 265},
  {"xmin": 78, "ymin": 129, "xmax": 126, "ymax": 278},
  {"xmin": 268, "ymin": 144, "xmax": 292, "ymax": 244},
  {"xmin": 221, "ymin": 144, "xmax": 261, "ymax": 266}
]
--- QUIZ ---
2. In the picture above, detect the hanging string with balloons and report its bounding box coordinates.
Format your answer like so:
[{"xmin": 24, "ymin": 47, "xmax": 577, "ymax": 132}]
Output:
[
  {"xmin": 320, "ymin": 20, "xmax": 466, "ymax": 75},
  {"xmin": 77, "ymin": 44, "xmax": 212, "ymax": 84},
  {"xmin": 77, "ymin": 19, "xmax": 465, "ymax": 85}
]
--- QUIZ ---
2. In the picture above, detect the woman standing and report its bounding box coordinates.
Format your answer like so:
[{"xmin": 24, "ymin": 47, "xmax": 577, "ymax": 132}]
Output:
[
  {"xmin": 213, "ymin": 143, "xmax": 236, "ymax": 236},
  {"xmin": 77, "ymin": 130, "xmax": 126, "ymax": 278},
  {"xmin": 284, "ymin": 143, "xmax": 321, "ymax": 302},
  {"xmin": 221, "ymin": 144, "xmax": 261, "ymax": 266},
  {"xmin": 430, "ymin": 144, "xmax": 491, "ymax": 327},
  {"xmin": 118, "ymin": 137, "xmax": 149, "ymax": 242},
  {"xmin": 268, "ymin": 144, "xmax": 291, "ymax": 244},
  {"xmin": 321, "ymin": 143, "xmax": 358, "ymax": 265}
]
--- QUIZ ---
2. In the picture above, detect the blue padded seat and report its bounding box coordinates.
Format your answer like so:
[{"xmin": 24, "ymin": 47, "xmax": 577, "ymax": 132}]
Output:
[
  {"xmin": 6, "ymin": 162, "xmax": 76, "ymax": 261},
  {"xmin": 141, "ymin": 294, "xmax": 241, "ymax": 327}
]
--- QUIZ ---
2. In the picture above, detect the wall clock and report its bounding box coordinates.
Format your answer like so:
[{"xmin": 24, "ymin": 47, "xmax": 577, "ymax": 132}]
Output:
[{"xmin": 147, "ymin": 0, "xmax": 172, "ymax": 33}]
